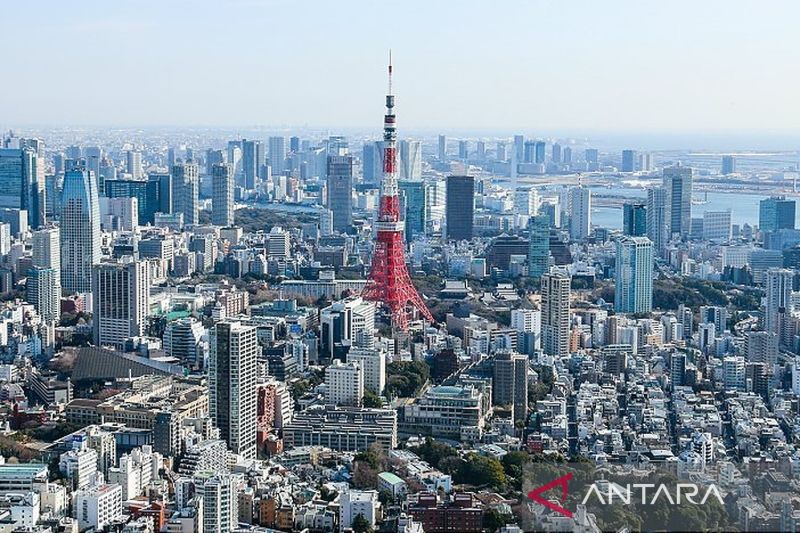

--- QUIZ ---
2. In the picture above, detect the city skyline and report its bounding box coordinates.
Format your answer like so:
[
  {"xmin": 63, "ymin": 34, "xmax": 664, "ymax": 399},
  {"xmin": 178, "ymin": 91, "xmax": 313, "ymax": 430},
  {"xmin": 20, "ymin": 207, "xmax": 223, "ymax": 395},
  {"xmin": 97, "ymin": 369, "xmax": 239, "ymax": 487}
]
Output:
[{"xmin": 1, "ymin": 0, "xmax": 799, "ymax": 141}]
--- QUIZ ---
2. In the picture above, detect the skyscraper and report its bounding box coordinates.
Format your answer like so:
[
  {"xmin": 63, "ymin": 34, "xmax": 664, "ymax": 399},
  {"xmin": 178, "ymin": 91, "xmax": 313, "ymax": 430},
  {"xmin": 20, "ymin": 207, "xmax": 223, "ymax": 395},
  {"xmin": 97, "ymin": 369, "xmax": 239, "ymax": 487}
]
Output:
[
  {"xmin": 621, "ymin": 149, "xmax": 636, "ymax": 172},
  {"xmin": 614, "ymin": 236, "xmax": 654, "ymax": 314},
  {"xmin": 0, "ymin": 147, "xmax": 45, "ymax": 228},
  {"xmin": 458, "ymin": 140, "xmax": 468, "ymax": 160},
  {"xmin": 514, "ymin": 135, "xmax": 524, "ymax": 162},
  {"xmin": 534, "ymin": 141, "xmax": 546, "ymax": 164},
  {"xmin": 268, "ymin": 136, "xmax": 286, "ymax": 174},
  {"xmin": 496, "ymin": 142, "xmax": 506, "ymax": 161},
  {"xmin": 126, "ymin": 150, "xmax": 143, "ymax": 179},
  {"xmin": 528, "ymin": 214, "xmax": 550, "ymax": 279},
  {"xmin": 32, "ymin": 225, "xmax": 60, "ymax": 275},
  {"xmin": 399, "ymin": 180, "xmax": 427, "ymax": 242},
  {"xmin": 764, "ymin": 268, "xmax": 793, "ymax": 336},
  {"xmin": 445, "ymin": 175, "xmax": 474, "ymax": 241},
  {"xmin": 437, "ymin": 135, "xmax": 446, "ymax": 162},
  {"xmin": 326, "ymin": 155, "xmax": 353, "ymax": 232},
  {"xmin": 241, "ymin": 139, "xmax": 263, "ymax": 189},
  {"xmin": 759, "ymin": 196, "xmax": 796, "ymax": 232},
  {"xmin": 541, "ymin": 271, "xmax": 571, "ymax": 357},
  {"xmin": 623, "ymin": 202, "xmax": 647, "ymax": 236},
  {"xmin": 362, "ymin": 142, "xmax": 380, "ymax": 184},
  {"xmin": 104, "ymin": 179, "xmax": 160, "ymax": 225},
  {"xmin": 721, "ymin": 155, "xmax": 736, "ymax": 175},
  {"xmin": 171, "ymin": 162, "xmax": 199, "ymax": 226},
  {"xmin": 663, "ymin": 166, "xmax": 693, "ymax": 238},
  {"xmin": 212, "ymin": 163, "xmax": 234, "ymax": 227},
  {"xmin": 398, "ymin": 140, "xmax": 422, "ymax": 181},
  {"xmin": 551, "ymin": 143, "xmax": 562, "ymax": 164},
  {"xmin": 209, "ymin": 321, "xmax": 257, "ymax": 459},
  {"xmin": 92, "ymin": 258, "xmax": 150, "ymax": 348},
  {"xmin": 493, "ymin": 351, "xmax": 529, "ymax": 422},
  {"xmin": 60, "ymin": 168, "xmax": 101, "ymax": 293},
  {"xmin": 568, "ymin": 186, "xmax": 591, "ymax": 240},
  {"xmin": 585, "ymin": 148, "xmax": 599, "ymax": 171},
  {"xmin": 646, "ymin": 187, "xmax": 669, "ymax": 253}
]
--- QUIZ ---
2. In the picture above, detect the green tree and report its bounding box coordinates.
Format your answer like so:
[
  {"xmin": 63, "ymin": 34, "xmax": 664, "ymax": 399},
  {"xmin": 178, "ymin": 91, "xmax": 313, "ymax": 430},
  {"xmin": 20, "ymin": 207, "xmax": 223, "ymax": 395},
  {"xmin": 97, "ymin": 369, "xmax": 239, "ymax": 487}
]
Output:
[
  {"xmin": 351, "ymin": 513, "xmax": 373, "ymax": 533},
  {"xmin": 362, "ymin": 390, "xmax": 383, "ymax": 408}
]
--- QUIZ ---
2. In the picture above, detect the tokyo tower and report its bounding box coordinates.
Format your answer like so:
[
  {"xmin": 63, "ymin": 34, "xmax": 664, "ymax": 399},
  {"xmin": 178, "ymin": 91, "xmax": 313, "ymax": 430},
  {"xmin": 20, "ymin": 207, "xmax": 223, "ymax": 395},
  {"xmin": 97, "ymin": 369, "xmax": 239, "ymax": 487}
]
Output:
[{"xmin": 362, "ymin": 54, "xmax": 434, "ymax": 330}]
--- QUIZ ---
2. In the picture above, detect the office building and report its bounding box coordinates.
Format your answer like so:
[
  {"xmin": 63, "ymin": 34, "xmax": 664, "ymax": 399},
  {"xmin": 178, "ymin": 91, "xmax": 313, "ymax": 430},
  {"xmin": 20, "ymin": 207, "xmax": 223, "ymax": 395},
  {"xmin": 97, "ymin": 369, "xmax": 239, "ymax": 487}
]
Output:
[
  {"xmin": 614, "ymin": 236, "xmax": 654, "ymax": 314},
  {"xmin": 458, "ymin": 140, "xmax": 468, "ymax": 160},
  {"xmin": 362, "ymin": 142, "xmax": 380, "ymax": 184},
  {"xmin": 534, "ymin": 141, "xmax": 546, "ymax": 164},
  {"xmin": 283, "ymin": 405, "xmax": 397, "ymax": 451},
  {"xmin": 745, "ymin": 331, "xmax": 779, "ymax": 368},
  {"xmin": 104, "ymin": 179, "xmax": 160, "ymax": 225},
  {"xmin": 551, "ymin": 143, "xmax": 562, "ymax": 164},
  {"xmin": 241, "ymin": 139, "xmax": 263, "ymax": 189},
  {"xmin": 703, "ymin": 210, "xmax": 732, "ymax": 241},
  {"xmin": 621, "ymin": 149, "xmax": 636, "ymax": 172},
  {"xmin": 663, "ymin": 166, "xmax": 693, "ymax": 237},
  {"xmin": 438, "ymin": 135, "xmax": 446, "ymax": 161},
  {"xmin": 61, "ymin": 169, "xmax": 101, "ymax": 293},
  {"xmin": 163, "ymin": 317, "xmax": 204, "ymax": 368},
  {"xmin": 514, "ymin": 188, "xmax": 538, "ymax": 216},
  {"xmin": 92, "ymin": 258, "xmax": 150, "ymax": 348},
  {"xmin": 541, "ymin": 271, "xmax": 571, "ymax": 357},
  {"xmin": 399, "ymin": 140, "xmax": 422, "ymax": 180},
  {"xmin": 568, "ymin": 186, "xmax": 591, "ymax": 240},
  {"xmin": 326, "ymin": 155, "xmax": 353, "ymax": 232},
  {"xmin": 623, "ymin": 202, "xmax": 647, "ymax": 236},
  {"xmin": 528, "ymin": 215, "xmax": 550, "ymax": 278},
  {"xmin": 347, "ymin": 346, "xmax": 386, "ymax": 396},
  {"xmin": 325, "ymin": 359, "xmax": 364, "ymax": 407},
  {"xmin": 0, "ymin": 147, "xmax": 45, "ymax": 228},
  {"xmin": 171, "ymin": 162, "xmax": 199, "ymax": 226},
  {"xmin": 212, "ymin": 163, "xmax": 234, "ymax": 227},
  {"xmin": 268, "ymin": 137, "xmax": 286, "ymax": 174},
  {"xmin": 493, "ymin": 351, "xmax": 529, "ymax": 422},
  {"xmin": 445, "ymin": 175, "xmax": 474, "ymax": 241},
  {"xmin": 209, "ymin": 321, "xmax": 258, "ymax": 459},
  {"xmin": 126, "ymin": 150, "xmax": 143, "ymax": 179},
  {"xmin": 399, "ymin": 180, "xmax": 427, "ymax": 241},
  {"xmin": 646, "ymin": 187, "xmax": 669, "ymax": 253},
  {"xmin": 320, "ymin": 297, "xmax": 376, "ymax": 359},
  {"xmin": 721, "ymin": 155, "xmax": 736, "ymax": 175},
  {"xmin": 760, "ymin": 196, "xmax": 796, "ymax": 232}
]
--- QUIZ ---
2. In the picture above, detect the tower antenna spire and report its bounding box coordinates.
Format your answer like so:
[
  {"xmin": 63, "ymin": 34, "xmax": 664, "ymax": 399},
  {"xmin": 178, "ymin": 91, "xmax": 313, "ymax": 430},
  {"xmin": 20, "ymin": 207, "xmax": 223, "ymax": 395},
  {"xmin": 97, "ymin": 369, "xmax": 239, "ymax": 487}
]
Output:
[{"xmin": 388, "ymin": 49, "xmax": 393, "ymax": 95}]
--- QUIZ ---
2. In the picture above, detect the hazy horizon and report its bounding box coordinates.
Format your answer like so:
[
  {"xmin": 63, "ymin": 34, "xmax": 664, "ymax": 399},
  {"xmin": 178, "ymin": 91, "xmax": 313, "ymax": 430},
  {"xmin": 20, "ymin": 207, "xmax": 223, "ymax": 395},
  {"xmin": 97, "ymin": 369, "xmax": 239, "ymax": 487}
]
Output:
[{"xmin": 1, "ymin": 0, "xmax": 799, "ymax": 140}]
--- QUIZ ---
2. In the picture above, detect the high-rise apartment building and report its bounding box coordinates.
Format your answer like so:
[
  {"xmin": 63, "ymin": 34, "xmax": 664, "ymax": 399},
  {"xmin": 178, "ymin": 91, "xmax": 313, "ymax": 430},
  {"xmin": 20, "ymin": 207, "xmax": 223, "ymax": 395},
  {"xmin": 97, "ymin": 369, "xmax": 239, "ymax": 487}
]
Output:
[
  {"xmin": 61, "ymin": 168, "xmax": 101, "ymax": 293},
  {"xmin": 646, "ymin": 187, "xmax": 669, "ymax": 253},
  {"xmin": 721, "ymin": 155, "xmax": 736, "ymax": 175},
  {"xmin": 764, "ymin": 268, "xmax": 793, "ymax": 337},
  {"xmin": 614, "ymin": 236, "xmax": 654, "ymax": 314},
  {"xmin": 27, "ymin": 267, "xmax": 60, "ymax": 324},
  {"xmin": 438, "ymin": 135, "xmax": 447, "ymax": 161},
  {"xmin": 445, "ymin": 175, "xmax": 474, "ymax": 241},
  {"xmin": 541, "ymin": 271, "xmax": 571, "ymax": 357},
  {"xmin": 326, "ymin": 155, "xmax": 353, "ymax": 232},
  {"xmin": 663, "ymin": 166, "xmax": 693, "ymax": 238},
  {"xmin": 209, "ymin": 321, "xmax": 258, "ymax": 459},
  {"xmin": 92, "ymin": 258, "xmax": 150, "ymax": 348},
  {"xmin": 325, "ymin": 359, "xmax": 364, "ymax": 407},
  {"xmin": 211, "ymin": 163, "xmax": 234, "ymax": 227},
  {"xmin": 171, "ymin": 162, "xmax": 199, "ymax": 226},
  {"xmin": 568, "ymin": 186, "xmax": 591, "ymax": 240}
]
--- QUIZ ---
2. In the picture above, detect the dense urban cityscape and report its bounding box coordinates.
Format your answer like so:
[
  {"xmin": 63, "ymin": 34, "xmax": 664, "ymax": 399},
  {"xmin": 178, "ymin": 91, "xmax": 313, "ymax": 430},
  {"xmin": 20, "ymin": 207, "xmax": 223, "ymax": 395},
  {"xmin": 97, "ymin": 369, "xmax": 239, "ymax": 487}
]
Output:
[{"xmin": 2, "ymin": 2, "xmax": 800, "ymax": 532}]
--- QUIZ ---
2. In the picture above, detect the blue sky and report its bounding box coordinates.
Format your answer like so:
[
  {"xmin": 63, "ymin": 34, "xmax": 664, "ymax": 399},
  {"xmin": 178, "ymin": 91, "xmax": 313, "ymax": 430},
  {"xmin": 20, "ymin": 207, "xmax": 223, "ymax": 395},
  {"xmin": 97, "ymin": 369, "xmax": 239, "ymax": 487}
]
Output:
[{"xmin": 1, "ymin": 0, "xmax": 798, "ymax": 134}]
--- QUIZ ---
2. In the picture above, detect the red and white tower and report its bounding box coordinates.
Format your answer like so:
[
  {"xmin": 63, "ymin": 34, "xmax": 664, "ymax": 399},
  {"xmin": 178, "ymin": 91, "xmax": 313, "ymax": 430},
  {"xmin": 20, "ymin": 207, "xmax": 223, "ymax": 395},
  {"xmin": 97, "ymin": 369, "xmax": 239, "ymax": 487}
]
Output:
[{"xmin": 362, "ymin": 54, "xmax": 434, "ymax": 330}]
